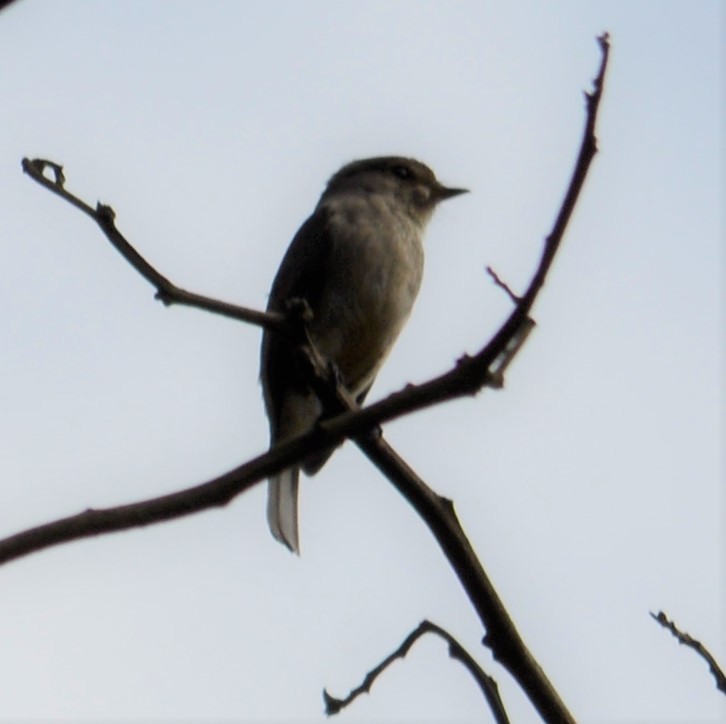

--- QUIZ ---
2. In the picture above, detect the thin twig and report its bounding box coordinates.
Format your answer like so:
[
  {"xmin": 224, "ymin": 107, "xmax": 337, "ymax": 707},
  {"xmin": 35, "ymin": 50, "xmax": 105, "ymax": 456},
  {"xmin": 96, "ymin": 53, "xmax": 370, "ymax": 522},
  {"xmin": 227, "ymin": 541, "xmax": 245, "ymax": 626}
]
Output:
[
  {"xmin": 16, "ymin": 34, "xmax": 611, "ymax": 723},
  {"xmin": 486, "ymin": 265, "xmax": 521, "ymax": 304},
  {"xmin": 21, "ymin": 158, "xmax": 284, "ymax": 333},
  {"xmin": 651, "ymin": 611, "xmax": 726, "ymax": 696},
  {"xmin": 347, "ymin": 34, "xmax": 610, "ymax": 722},
  {"xmin": 324, "ymin": 620, "xmax": 510, "ymax": 723}
]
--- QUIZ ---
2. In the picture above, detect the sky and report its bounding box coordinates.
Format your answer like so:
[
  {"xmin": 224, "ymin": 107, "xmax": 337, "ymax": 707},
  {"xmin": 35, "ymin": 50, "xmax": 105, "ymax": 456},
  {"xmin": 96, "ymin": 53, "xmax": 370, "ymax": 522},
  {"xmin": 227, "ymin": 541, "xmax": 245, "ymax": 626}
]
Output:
[{"xmin": 0, "ymin": 1, "xmax": 722, "ymax": 722}]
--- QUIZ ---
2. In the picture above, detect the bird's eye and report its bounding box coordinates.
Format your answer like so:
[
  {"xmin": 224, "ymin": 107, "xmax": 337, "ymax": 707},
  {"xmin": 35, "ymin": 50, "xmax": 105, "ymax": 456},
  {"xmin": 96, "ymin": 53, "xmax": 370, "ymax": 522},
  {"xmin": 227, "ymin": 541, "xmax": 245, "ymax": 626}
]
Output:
[{"xmin": 392, "ymin": 165, "xmax": 412, "ymax": 180}]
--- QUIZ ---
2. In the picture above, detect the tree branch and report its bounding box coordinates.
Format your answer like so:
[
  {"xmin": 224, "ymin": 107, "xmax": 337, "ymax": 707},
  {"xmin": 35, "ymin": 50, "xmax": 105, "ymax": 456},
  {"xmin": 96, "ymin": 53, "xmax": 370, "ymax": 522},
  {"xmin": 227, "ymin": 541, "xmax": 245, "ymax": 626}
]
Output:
[
  {"xmin": 324, "ymin": 619, "xmax": 510, "ymax": 724},
  {"xmin": 315, "ymin": 34, "xmax": 609, "ymax": 722},
  {"xmin": 21, "ymin": 157, "xmax": 284, "ymax": 333},
  {"xmin": 486, "ymin": 265, "xmax": 521, "ymax": 304},
  {"xmin": 651, "ymin": 611, "xmax": 726, "ymax": 696},
  {"xmin": 16, "ymin": 33, "xmax": 610, "ymax": 723}
]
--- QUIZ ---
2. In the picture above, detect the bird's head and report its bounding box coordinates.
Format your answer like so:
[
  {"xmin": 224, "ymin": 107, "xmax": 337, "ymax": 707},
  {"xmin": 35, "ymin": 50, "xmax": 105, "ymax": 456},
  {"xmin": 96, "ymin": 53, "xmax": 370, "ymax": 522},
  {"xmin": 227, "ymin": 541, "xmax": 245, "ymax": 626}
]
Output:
[{"xmin": 323, "ymin": 156, "xmax": 467, "ymax": 224}]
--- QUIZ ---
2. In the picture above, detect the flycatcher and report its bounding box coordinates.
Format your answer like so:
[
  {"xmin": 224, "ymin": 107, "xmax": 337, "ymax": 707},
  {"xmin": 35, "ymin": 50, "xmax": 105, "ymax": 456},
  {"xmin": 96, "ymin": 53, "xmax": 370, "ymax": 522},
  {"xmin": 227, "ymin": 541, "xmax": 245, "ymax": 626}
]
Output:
[{"xmin": 261, "ymin": 156, "xmax": 467, "ymax": 553}]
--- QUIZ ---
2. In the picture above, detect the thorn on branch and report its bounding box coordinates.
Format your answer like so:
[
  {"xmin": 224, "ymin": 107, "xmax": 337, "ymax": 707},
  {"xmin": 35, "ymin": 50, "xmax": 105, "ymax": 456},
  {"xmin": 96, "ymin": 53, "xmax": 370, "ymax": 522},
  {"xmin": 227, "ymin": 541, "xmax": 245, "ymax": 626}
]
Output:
[
  {"xmin": 96, "ymin": 202, "xmax": 116, "ymax": 222},
  {"xmin": 439, "ymin": 496, "xmax": 456, "ymax": 516},
  {"xmin": 154, "ymin": 289, "xmax": 174, "ymax": 306}
]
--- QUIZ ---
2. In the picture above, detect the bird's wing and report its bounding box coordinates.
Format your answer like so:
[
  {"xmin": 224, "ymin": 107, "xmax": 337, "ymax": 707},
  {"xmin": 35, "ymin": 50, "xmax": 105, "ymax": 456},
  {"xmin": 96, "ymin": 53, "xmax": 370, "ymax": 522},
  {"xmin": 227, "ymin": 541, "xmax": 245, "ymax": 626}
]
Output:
[
  {"xmin": 266, "ymin": 207, "xmax": 334, "ymax": 313},
  {"xmin": 261, "ymin": 208, "xmax": 335, "ymax": 434}
]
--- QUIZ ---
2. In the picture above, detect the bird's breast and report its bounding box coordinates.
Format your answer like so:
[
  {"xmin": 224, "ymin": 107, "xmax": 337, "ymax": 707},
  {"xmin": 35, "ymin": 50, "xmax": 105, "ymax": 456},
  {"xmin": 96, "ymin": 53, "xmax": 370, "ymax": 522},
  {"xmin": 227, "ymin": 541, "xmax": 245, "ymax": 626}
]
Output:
[{"xmin": 310, "ymin": 198, "xmax": 424, "ymax": 393}]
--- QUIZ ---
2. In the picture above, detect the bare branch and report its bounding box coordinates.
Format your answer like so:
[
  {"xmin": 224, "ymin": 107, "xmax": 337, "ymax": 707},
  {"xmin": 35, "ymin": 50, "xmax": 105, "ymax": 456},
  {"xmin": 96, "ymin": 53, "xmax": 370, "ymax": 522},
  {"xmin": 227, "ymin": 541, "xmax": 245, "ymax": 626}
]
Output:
[
  {"xmin": 21, "ymin": 158, "xmax": 284, "ymax": 333},
  {"xmin": 486, "ymin": 265, "xmax": 521, "ymax": 304},
  {"xmin": 324, "ymin": 619, "xmax": 510, "ymax": 724},
  {"xmin": 0, "ymin": 417, "xmax": 334, "ymax": 565},
  {"xmin": 0, "ymin": 0, "xmax": 21, "ymax": 13},
  {"xmin": 345, "ymin": 34, "xmax": 610, "ymax": 722},
  {"xmin": 16, "ymin": 34, "xmax": 611, "ymax": 722},
  {"xmin": 651, "ymin": 611, "xmax": 726, "ymax": 696}
]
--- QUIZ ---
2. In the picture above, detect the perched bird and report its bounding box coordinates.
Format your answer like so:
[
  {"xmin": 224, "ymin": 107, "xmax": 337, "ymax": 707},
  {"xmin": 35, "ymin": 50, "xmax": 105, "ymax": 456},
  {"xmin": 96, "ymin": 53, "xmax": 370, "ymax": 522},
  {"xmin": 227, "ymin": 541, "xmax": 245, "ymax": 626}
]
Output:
[{"xmin": 261, "ymin": 156, "xmax": 467, "ymax": 553}]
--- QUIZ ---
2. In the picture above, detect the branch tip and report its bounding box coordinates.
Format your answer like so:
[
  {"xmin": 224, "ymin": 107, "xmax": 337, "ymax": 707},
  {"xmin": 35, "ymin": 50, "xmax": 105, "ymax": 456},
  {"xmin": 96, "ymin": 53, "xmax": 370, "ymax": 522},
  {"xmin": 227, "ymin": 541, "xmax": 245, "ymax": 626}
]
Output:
[
  {"xmin": 23, "ymin": 157, "xmax": 66, "ymax": 187},
  {"xmin": 651, "ymin": 610, "xmax": 726, "ymax": 695}
]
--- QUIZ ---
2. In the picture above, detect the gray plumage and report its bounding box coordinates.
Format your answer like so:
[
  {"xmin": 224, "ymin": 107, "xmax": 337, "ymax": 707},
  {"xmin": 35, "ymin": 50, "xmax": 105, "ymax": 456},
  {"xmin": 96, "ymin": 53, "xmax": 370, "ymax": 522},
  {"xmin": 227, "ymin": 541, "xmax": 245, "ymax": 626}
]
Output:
[{"xmin": 261, "ymin": 156, "xmax": 466, "ymax": 553}]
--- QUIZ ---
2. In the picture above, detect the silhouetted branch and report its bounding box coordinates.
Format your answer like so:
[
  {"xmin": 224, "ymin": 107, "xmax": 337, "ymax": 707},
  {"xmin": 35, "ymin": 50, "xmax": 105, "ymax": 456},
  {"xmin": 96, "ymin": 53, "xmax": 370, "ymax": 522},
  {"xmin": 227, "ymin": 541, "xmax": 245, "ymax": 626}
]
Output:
[
  {"xmin": 324, "ymin": 619, "xmax": 510, "ymax": 724},
  {"xmin": 0, "ymin": 0, "xmax": 21, "ymax": 14},
  {"xmin": 486, "ymin": 265, "xmax": 521, "ymax": 304},
  {"xmin": 314, "ymin": 33, "xmax": 609, "ymax": 723},
  {"xmin": 21, "ymin": 158, "xmax": 283, "ymax": 333},
  {"xmin": 17, "ymin": 33, "xmax": 610, "ymax": 723},
  {"xmin": 651, "ymin": 611, "xmax": 726, "ymax": 696}
]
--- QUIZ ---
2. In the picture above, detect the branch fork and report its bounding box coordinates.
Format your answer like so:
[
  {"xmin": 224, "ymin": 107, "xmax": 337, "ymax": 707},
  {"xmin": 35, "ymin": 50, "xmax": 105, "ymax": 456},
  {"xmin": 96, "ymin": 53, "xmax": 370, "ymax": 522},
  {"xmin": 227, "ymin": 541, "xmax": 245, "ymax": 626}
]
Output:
[{"xmin": 15, "ymin": 34, "xmax": 611, "ymax": 722}]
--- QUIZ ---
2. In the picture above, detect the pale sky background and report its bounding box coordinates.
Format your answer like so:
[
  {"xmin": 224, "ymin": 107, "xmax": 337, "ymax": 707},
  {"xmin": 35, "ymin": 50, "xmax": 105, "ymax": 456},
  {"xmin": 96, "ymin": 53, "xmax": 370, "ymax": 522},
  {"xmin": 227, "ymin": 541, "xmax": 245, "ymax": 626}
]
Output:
[{"xmin": 0, "ymin": 1, "xmax": 722, "ymax": 722}]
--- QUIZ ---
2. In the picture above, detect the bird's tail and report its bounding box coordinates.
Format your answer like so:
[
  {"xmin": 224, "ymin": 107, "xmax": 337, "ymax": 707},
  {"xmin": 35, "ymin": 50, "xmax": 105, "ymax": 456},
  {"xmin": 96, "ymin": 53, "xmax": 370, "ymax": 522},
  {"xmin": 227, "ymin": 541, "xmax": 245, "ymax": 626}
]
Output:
[{"xmin": 267, "ymin": 467, "xmax": 300, "ymax": 554}]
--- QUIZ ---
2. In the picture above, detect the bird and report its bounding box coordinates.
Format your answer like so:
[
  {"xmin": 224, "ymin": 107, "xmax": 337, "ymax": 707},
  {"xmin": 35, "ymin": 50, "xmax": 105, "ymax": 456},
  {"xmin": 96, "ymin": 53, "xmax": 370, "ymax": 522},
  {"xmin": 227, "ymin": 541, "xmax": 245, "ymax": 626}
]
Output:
[{"xmin": 260, "ymin": 156, "xmax": 467, "ymax": 553}]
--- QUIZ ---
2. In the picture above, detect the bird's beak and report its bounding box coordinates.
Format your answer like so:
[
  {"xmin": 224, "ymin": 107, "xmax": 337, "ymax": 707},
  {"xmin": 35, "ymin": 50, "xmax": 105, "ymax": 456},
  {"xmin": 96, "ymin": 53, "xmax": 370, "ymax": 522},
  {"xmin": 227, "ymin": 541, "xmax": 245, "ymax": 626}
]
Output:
[{"xmin": 435, "ymin": 184, "xmax": 469, "ymax": 201}]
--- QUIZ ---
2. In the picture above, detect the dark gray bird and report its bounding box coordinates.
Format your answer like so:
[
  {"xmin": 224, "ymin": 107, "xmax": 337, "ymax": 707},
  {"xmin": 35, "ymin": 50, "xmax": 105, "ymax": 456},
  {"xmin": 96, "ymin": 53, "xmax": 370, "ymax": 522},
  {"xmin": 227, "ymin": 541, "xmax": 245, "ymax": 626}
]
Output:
[{"xmin": 261, "ymin": 156, "xmax": 467, "ymax": 553}]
